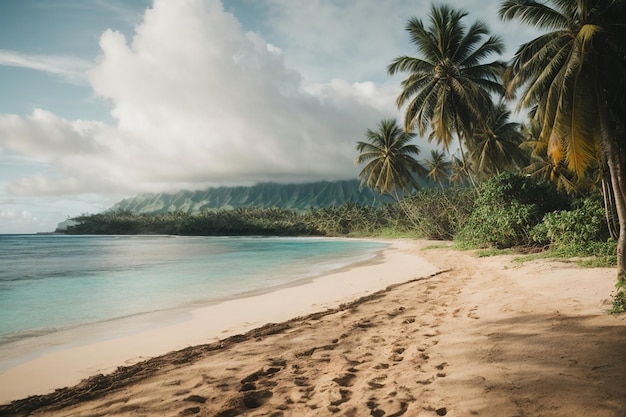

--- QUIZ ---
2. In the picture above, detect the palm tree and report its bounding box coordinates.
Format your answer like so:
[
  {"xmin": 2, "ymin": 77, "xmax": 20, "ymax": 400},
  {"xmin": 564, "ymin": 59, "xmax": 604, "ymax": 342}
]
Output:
[
  {"xmin": 469, "ymin": 101, "xmax": 528, "ymax": 177},
  {"xmin": 499, "ymin": 0, "xmax": 626, "ymax": 280},
  {"xmin": 524, "ymin": 149, "xmax": 579, "ymax": 194},
  {"xmin": 425, "ymin": 149, "xmax": 450, "ymax": 188},
  {"xmin": 387, "ymin": 4, "xmax": 505, "ymax": 173},
  {"xmin": 355, "ymin": 118, "xmax": 427, "ymax": 199},
  {"xmin": 520, "ymin": 117, "xmax": 588, "ymax": 195},
  {"xmin": 449, "ymin": 155, "xmax": 472, "ymax": 187}
]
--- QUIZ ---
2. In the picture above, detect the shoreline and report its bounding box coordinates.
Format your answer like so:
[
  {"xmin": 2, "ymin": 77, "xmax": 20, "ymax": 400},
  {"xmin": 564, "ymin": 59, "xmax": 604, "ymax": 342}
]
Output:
[
  {"xmin": 2, "ymin": 240, "xmax": 625, "ymax": 417},
  {"xmin": 0, "ymin": 239, "xmax": 438, "ymax": 405},
  {"xmin": 0, "ymin": 238, "xmax": 387, "ymax": 372}
]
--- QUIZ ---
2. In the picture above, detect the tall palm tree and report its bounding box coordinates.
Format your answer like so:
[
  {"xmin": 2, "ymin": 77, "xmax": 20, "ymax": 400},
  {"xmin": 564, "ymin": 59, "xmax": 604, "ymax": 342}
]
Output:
[
  {"xmin": 449, "ymin": 155, "xmax": 472, "ymax": 187},
  {"xmin": 355, "ymin": 118, "xmax": 427, "ymax": 199},
  {"xmin": 425, "ymin": 149, "xmax": 450, "ymax": 188},
  {"xmin": 387, "ymin": 4, "xmax": 505, "ymax": 168},
  {"xmin": 499, "ymin": 0, "xmax": 626, "ymax": 280},
  {"xmin": 469, "ymin": 101, "xmax": 528, "ymax": 177}
]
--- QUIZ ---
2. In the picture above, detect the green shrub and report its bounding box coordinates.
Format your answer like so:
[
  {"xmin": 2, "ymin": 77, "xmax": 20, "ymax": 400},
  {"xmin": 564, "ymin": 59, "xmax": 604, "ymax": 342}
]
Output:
[
  {"xmin": 611, "ymin": 281, "xmax": 626, "ymax": 314},
  {"xmin": 455, "ymin": 172, "xmax": 569, "ymax": 248},
  {"xmin": 531, "ymin": 196, "xmax": 609, "ymax": 249},
  {"xmin": 455, "ymin": 200, "xmax": 539, "ymax": 248},
  {"xmin": 302, "ymin": 202, "xmax": 390, "ymax": 236},
  {"xmin": 398, "ymin": 188, "xmax": 476, "ymax": 240}
]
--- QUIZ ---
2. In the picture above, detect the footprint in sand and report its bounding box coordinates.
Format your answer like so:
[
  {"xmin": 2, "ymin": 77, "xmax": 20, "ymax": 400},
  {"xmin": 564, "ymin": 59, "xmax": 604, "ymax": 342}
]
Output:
[
  {"xmin": 387, "ymin": 306, "xmax": 406, "ymax": 317},
  {"xmin": 367, "ymin": 375, "xmax": 387, "ymax": 389},
  {"xmin": 435, "ymin": 362, "xmax": 448, "ymax": 378},
  {"xmin": 417, "ymin": 375, "xmax": 435, "ymax": 385},
  {"xmin": 332, "ymin": 372, "xmax": 357, "ymax": 387},
  {"xmin": 328, "ymin": 387, "xmax": 352, "ymax": 407},
  {"xmin": 367, "ymin": 396, "xmax": 409, "ymax": 417},
  {"xmin": 390, "ymin": 346, "xmax": 405, "ymax": 362}
]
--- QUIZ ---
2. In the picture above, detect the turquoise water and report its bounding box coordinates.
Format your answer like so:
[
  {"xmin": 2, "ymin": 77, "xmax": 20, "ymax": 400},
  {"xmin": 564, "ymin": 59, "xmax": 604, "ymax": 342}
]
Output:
[{"xmin": 0, "ymin": 235, "xmax": 386, "ymax": 346}]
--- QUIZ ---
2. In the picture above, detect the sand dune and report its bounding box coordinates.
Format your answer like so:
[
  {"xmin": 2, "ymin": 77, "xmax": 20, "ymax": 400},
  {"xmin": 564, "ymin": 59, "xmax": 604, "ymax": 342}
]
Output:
[{"xmin": 1, "ymin": 240, "xmax": 625, "ymax": 417}]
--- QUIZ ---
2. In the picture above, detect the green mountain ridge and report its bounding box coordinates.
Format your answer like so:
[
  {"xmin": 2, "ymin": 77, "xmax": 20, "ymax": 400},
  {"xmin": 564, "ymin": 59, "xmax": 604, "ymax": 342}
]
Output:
[{"xmin": 108, "ymin": 179, "xmax": 394, "ymax": 215}]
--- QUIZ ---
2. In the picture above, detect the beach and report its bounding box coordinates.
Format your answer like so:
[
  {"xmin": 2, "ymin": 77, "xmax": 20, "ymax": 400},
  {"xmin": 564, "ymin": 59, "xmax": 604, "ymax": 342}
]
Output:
[{"xmin": 1, "ymin": 239, "xmax": 626, "ymax": 416}]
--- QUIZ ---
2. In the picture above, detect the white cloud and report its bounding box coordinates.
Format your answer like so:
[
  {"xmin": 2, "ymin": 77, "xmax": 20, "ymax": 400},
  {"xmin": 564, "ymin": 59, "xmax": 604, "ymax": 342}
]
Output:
[
  {"xmin": 0, "ymin": 208, "xmax": 36, "ymax": 221},
  {"xmin": 0, "ymin": 50, "xmax": 90, "ymax": 83},
  {"xmin": 0, "ymin": 0, "xmax": 400, "ymax": 198},
  {"xmin": 0, "ymin": 206, "xmax": 42, "ymax": 234},
  {"xmin": 4, "ymin": 0, "xmax": 531, "ymax": 202}
]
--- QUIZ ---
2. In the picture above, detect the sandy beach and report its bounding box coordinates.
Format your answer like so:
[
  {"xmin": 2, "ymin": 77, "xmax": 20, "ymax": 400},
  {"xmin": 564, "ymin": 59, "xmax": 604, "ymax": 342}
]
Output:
[{"xmin": 1, "ymin": 239, "xmax": 625, "ymax": 416}]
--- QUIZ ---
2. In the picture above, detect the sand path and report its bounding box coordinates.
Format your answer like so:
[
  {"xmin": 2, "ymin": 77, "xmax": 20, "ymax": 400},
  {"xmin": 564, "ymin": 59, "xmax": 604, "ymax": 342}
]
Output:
[{"xmin": 1, "ymin": 241, "xmax": 625, "ymax": 416}]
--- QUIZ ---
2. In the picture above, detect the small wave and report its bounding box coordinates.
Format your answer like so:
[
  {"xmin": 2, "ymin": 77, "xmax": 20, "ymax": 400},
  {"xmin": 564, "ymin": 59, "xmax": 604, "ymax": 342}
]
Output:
[{"xmin": 0, "ymin": 327, "xmax": 60, "ymax": 346}]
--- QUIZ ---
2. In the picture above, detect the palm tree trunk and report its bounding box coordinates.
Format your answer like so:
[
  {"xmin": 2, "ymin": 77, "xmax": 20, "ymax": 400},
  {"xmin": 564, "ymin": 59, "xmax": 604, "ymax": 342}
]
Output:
[
  {"xmin": 455, "ymin": 129, "xmax": 477, "ymax": 189},
  {"xmin": 596, "ymin": 80, "xmax": 626, "ymax": 283},
  {"xmin": 601, "ymin": 171, "xmax": 619, "ymax": 240},
  {"xmin": 602, "ymin": 129, "xmax": 626, "ymax": 283}
]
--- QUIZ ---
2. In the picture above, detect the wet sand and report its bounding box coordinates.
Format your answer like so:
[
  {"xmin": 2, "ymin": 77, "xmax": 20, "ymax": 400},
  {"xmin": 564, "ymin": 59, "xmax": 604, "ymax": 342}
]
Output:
[{"xmin": 1, "ymin": 240, "xmax": 625, "ymax": 417}]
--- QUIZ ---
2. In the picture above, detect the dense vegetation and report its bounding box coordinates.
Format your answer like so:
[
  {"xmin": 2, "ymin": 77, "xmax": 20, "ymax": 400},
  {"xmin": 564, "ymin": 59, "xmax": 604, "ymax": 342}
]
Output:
[
  {"xmin": 63, "ymin": 173, "xmax": 609, "ymax": 251},
  {"xmin": 63, "ymin": 203, "xmax": 393, "ymax": 238}
]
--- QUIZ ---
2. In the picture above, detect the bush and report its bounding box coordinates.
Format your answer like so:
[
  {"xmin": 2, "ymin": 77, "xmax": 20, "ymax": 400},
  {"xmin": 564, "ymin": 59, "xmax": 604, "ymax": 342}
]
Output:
[
  {"xmin": 531, "ymin": 195, "xmax": 615, "ymax": 259},
  {"xmin": 456, "ymin": 200, "xmax": 540, "ymax": 248},
  {"xmin": 398, "ymin": 188, "xmax": 476, "ymax": 240},
  {"xmin": 455, "ymin": 172, "xmax": 569, "ymax": 248},
  {"xmin": 303, "ymin": 202, "xmax": 390, "ymax": 236},
  {"xmin": 531, "ymin": 196, "xmax": 609, "ymax": 247}
]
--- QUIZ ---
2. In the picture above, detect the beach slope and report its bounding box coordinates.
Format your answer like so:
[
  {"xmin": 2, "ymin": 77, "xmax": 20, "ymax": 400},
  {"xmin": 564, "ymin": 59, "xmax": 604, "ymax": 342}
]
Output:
[{"xmin": 1, "ymin": 241, "xmax": 626, "ymax": 417}]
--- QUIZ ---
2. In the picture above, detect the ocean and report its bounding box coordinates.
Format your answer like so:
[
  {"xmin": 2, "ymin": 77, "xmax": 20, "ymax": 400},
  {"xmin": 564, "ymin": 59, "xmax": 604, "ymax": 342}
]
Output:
[{"xmin": 0, "ymin": 235, "xmax": 387, "ymax": 349}]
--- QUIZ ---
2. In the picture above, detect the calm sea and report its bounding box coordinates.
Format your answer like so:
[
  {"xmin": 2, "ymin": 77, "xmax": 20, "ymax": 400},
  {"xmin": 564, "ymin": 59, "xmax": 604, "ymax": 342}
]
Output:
[{"xmin": 0, "ymin": 235, "xmax": 386, "ymax": 347}]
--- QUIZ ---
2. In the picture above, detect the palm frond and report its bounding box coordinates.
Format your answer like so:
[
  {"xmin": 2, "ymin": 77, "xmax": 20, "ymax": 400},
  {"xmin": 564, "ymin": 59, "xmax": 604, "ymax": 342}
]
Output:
[
  {"xmin": 499, "ymin": 0, "xmax": 569, "ymax": 30},
  {"xmin": 355, "ymin": 119, "xmax": 426, "ymax": 195}
]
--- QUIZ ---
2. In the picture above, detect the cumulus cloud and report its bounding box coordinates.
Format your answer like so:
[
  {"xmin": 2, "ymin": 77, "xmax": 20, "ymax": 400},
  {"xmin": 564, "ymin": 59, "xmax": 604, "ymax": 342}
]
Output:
[{"xmin": 0, "ymin": 0, "xmax": 401, "ymax": 197}]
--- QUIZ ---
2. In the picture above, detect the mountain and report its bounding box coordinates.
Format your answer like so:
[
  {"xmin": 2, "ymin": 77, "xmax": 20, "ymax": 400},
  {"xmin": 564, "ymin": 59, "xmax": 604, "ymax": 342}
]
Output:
[{"xmin": 108, "ymin": 179, "xmax": 394, "ymax": 215}]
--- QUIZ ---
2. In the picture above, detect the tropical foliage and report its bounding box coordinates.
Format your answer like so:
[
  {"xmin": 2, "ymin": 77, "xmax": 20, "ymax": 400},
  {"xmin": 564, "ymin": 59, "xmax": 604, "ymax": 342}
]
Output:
[
  {"xmin": 399, "ymin": 188, "xmax": 476, "ymax": 240},
  {"xmin": 387, "ymin": 4, "xmax": 505, "ymax": 182},
  {"xmin": 455, "ymin": 172, "xmax": 569, "ymax": 248},
  {"xmin": 499, "ymin": 0, "xmax": 626, "ymax": 281},
  {"xmin": 468, "ymin": 101, "xmax": 528, "ymax": 177},
  {"xmin": 521, "ymin": 117, "xmax": 581, "ymax": 194},
  {"xmin": 424, "ymin": 150, "xmax": 450, "ymax": 188},
  {"xmin": 531, "ymin": 196, "xmax": 611, "ymax": 253},
  {"xmin": 355, "ymin": 118, "xmax": 427, "ymax": 197}
]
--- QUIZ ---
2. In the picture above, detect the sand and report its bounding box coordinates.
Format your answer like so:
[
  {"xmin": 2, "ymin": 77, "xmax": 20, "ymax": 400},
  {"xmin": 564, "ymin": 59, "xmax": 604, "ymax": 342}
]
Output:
[{"xmin": 1, "ymin": 239, "xmax": 625, "ymax": 417}]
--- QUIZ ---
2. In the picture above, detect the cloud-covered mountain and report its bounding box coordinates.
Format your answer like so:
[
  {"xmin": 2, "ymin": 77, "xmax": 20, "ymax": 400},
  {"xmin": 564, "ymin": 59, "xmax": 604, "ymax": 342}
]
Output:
[{"xmin": 108, "ymin": 180, "xmax": 393, "ymax": 214}]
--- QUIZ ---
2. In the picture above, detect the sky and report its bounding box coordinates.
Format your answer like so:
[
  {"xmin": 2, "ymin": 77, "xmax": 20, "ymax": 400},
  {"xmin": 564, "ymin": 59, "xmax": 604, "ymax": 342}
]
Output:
[{"xmin": 0, "ymin": 0, "xmax": 539, "ymax": 233}]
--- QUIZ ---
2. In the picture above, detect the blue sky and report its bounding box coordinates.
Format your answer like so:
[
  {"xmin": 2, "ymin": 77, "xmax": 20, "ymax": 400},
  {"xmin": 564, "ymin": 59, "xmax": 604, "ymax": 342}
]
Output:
[{"xmin": 0, "ymin": 0, "xmax": 538, "ymax": 233}]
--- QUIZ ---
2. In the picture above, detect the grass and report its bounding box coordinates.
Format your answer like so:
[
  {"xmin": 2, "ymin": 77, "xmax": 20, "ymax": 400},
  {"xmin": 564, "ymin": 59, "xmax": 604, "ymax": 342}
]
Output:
[
  {"xmin": 474, "ymin": 248, "xmax": 514, "ymax": 257},
  {"xmin": 421, "ymin": 243, "xmax": 451, "ymax": 250},
  {"xmin": 512, "ymin": 249, "xmax": 616, "ymax": 268},
  {"xmin": 371, "ymin": 228, "xmax": 423, "ymax": 239}
]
